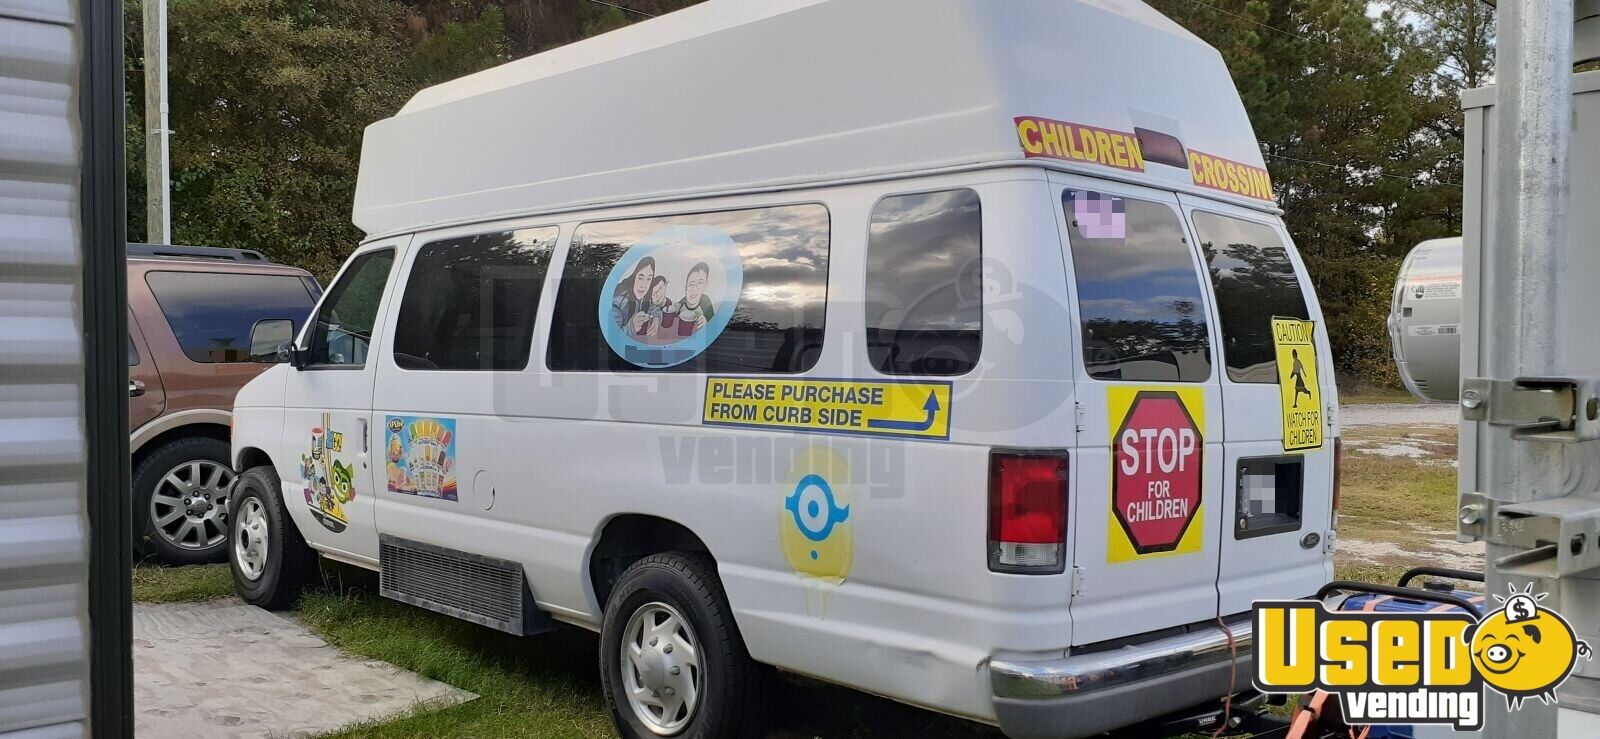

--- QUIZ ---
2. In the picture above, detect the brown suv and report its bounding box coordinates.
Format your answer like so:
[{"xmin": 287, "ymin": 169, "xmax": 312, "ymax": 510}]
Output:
[{"xmin": 128, "ymin": 244, "xmax": 320, "ymax": 563}]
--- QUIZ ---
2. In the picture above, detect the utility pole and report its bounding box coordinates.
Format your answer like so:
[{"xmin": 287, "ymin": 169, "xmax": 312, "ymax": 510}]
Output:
[
  {"xmin": 1459, "ymin": 0, "xmax": 1585, "ymax": 736},
  {"xmin": 143, "ymin": 0, "xmax": 170, "ymax": 244}
]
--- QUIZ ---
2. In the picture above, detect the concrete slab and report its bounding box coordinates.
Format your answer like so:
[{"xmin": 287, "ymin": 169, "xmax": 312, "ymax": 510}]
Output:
[{"xmin": 134, "ymin": 600, "xmax": 474, "ymax": 737}]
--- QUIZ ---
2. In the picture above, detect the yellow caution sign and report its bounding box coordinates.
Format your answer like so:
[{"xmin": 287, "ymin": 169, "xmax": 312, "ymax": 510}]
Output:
[
  {"xmin": 702, "ymin": 377, "xmax": 952, "ymax": 440},
  {"xmin": 1273, "ymin": 318, "xmax": 1323, "ymax": 451}
]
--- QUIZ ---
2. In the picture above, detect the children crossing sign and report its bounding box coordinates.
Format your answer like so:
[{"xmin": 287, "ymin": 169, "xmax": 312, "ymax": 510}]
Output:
[{"xmin": 1272, "ymin": 318, "xmax": 1323, "ymax": 452}]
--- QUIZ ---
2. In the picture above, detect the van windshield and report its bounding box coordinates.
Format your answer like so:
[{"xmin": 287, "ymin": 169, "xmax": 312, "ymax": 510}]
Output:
[
  {"xmin": 1064, "ymin": 190, "xmax": 1211, "ymax": 383},
  {"xmin": 1192, "ymin": 212, "xmax": 1310, "ymax": 383}
]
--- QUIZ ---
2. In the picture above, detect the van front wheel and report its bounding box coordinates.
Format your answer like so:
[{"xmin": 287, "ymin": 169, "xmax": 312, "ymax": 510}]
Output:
[
  {"xmin": 228, "ymin": 466, "xmax": 316, "ymax": 610},
  {"xmin": 600, "ymin": 553, "xmax": 770, "ymax": 739}
]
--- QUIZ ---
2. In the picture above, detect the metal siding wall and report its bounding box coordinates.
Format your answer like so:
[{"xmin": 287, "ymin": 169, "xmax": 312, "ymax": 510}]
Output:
[{"xmin": 0, "ymin": 0, "xmax": 92, "ymax": 735}]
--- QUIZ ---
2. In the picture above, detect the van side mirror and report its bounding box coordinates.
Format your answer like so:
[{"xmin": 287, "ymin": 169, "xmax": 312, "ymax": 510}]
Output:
[{"xmin": 248, "ymin": 319, "xmax": 298, "ymax": 365}]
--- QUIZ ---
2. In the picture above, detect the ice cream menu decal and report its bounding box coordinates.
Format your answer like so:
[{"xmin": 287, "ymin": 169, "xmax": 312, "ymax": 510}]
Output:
[{"xmin": 386, "ymin": 415, "xmax": 459, "ymax": 501}]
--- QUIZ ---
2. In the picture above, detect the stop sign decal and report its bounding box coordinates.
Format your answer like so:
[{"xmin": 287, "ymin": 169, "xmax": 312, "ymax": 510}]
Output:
[{"xmin": 1109, "ymin": 389, "xmax": 1205, "ymax": 561}]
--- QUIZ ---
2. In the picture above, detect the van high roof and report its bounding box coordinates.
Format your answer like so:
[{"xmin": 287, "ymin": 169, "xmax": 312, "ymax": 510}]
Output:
[{"xmin": 353, "ymin": 0, "xmax": 1274, "ymax": 237}]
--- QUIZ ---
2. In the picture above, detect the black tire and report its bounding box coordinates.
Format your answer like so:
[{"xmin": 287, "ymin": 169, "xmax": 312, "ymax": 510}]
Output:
[
  {"xmin": 132, "ymin": 435, "xmax": 234, "ymax": 564},
  {"xmin": 228, "ymin": 466, "xmax": 317, "ymax": 610},
  {"xmin": 600, "ymin": 553, "xmax": 771, "ymax": 739}
]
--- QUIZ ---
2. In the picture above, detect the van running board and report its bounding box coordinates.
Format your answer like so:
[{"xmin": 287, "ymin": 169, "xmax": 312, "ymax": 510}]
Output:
[{"xmin": 379, "ymin": 534, "xmax": 556, "ymax": 636}]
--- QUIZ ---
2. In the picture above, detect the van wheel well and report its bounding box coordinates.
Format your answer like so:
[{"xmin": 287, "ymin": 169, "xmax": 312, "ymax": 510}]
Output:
[
  {"xmin": 236, "ymin": 446, "xmax": 273, "ymax": 473},
  {"xmin": 589, "ymin": 515, "xmax": 712, "ymax": 611},
  {"xmin": 132, "ymin": 423, "xmax": 230, "ymax": 467}
]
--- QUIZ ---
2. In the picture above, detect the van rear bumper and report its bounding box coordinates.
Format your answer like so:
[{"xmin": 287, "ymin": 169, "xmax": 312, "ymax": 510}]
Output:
[{"xmin": 988, "ymin": 618, "xmax": 1254, "ymax": 739}]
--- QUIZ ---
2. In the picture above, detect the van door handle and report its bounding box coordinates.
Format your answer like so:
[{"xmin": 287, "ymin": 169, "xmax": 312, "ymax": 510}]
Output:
[
  {"xmin": 358, "ymin": 417, "xmax": 369, "ymax": 454},
  {"xmin": 128, "ymin": 380, "xmax": 145, "ymax": 398}
]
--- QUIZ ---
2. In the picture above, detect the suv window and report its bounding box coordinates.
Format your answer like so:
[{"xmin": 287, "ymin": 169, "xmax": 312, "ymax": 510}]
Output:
[
  {"xmin": 144, "ymin": 271, "xmax": 317, "ymax": 364},
  {"xmin": 1192, "ymin": 212, "xmax": 1310, "ymax": 383},
  {"xmin": 547, "ymin": 204, "xmax": 830, "ymax": 373},
  {"xmin": 307, "ymin": 249, "xmax": 396, "ymax": 368},
  {"xmin": 393, "ymin": 227, "xmax": 558, "ymax": 371},
  {"xmin": 865, "ymin": 189, "xmax": 982, "ymax": 376},
  {"xmin": 1063, "ymin": 190, "xmax": 1211, "ymax": 382}
]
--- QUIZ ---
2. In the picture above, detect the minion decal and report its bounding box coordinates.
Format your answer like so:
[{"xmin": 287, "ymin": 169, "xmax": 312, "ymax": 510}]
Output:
[
  {"xmin": 779, "ymin": 446, "xmax": 853, "ymax": 618},
  {"xmin": 1472, "ymin": 585, "xmax": 1593, "ymax": 709}
]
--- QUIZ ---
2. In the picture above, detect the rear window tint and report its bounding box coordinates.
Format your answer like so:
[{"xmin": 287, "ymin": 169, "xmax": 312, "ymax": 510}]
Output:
[
  {"xmin": 1064, "ymin": 190, "xmax": 1211, "ymax": 382},
  {"xmin": 865, "ymin": 189, "xmax": 982, "ymax": 376},
  {"xmin": 546, "ymin": 204, "xmax": 830, "ymax": 373},
  {"xmin": 144, "ymin": 271, "xmax": 317, "ymax": 364},
  {"xmin": 1192, "ymin": 212, "xmax": 1310, "ymax": 383}
]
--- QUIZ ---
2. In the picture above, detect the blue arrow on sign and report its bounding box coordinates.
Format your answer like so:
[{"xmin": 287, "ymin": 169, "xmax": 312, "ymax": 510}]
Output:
[{"xmin": 866, "ymin": 392, "xmax": 941, "ymax": 432}]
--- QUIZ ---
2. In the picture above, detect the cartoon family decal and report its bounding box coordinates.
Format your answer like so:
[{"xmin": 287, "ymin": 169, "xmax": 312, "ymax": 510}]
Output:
[
  {"xmin": 597, "ymin": 224, "xmax": 742, "ymax": 368},
  {"xmin": 386, "ymin": 416, "xmax": 458, "ymax": 501},
  {"xmin": 301, "ymin": 412, "xmax": 356, "ymax": 533},
  {"xmin": 779, "ymin": 445, "xmax": 854, "ymax": 618}
]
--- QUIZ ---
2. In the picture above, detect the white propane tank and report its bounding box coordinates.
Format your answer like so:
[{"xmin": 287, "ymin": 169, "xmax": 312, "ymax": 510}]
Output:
[{"xmin": 1388, "ymin": 237, "xmax": 1463, "ymax": 402}]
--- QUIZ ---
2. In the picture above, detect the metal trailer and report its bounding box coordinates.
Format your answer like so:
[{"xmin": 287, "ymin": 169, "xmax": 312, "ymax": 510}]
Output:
[{"xmin": 0, "ymin": 0, "xmax": 130, "ymax": 736}]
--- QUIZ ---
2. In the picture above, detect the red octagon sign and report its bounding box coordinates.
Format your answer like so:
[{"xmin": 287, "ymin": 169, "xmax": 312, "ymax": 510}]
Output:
[{"xmin": 1113, "ymin": 391, "xmax": 1203, "ymax": 554}]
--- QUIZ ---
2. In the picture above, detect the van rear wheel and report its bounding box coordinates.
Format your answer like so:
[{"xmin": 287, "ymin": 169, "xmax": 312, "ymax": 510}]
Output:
[
  {"xmin": 228, "ymin": 466, "xmax": 317, "ymax": 610},
  {"xmin": 600, "ymin": 553, "xmax": 770, "ymax": 738}
]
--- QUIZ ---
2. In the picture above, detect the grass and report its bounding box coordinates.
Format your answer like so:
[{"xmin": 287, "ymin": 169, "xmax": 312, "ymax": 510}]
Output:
[
  {"xmin": 1335, "ymin": 426, "xmax": 1458, "ymax": 548},
  {"xmin": 132, "ymin": 562, "xmax": 234, "ymax": 603},
  {"xmin": 1331, "ymin": 423, "xmax": 1482, "ymax": 594},
  {"xmin": 306, "ymin": 565, "xmax": 999, "ymax": 739}
]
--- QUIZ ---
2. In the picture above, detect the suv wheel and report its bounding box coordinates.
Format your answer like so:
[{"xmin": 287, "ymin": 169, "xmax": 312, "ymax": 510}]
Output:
[
  {"xmin": 600, "ymin": 553, "xmax": 771, "ymax": 739},
  {"xmin": 229, "ymin": 466, "xmax": 317, "ymax": 609},
  {"xmin": 133, "ymin": 436, "xmax": 234, "ymax": 564}
]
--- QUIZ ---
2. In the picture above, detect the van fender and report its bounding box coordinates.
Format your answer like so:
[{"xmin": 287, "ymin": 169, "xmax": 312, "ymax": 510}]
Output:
[
  {"xmin": 131, "ymin": 408, "xmax": 233, "ymax": 455},
  {"xmin": 584, "ymin": 513, "xmax": 716, "ymax": 616}
]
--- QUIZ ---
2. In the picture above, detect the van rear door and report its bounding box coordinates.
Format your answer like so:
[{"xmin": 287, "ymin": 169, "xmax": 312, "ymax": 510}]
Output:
[
  {"xmin": 1051, "ymin": 172, "xmax": 1225, "ymax": 645},
  {"xmin": 1177, "ymin": 196, "xmax": 1335, "ymax": 617}
]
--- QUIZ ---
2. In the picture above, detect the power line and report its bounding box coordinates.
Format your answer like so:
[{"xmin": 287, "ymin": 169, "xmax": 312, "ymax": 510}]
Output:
[{"xmin": 585, "ymin": 0, "xmax": 656, "ymax": 18}]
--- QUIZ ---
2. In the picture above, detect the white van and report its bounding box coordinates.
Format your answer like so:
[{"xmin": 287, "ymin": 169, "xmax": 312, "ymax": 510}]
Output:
[{"xmin": 227, "ymin": 1, "xmax": 1340, "ymax": 736}]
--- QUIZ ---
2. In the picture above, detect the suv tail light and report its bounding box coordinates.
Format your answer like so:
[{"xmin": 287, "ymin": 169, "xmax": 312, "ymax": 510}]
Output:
[
  {"xmin": 988, "ymin": 451, "xmax": 1069, "ymax": 574},
  {"xmin": 1331, "ymin": 437, "xmax": 1343, "ymax": 523}
]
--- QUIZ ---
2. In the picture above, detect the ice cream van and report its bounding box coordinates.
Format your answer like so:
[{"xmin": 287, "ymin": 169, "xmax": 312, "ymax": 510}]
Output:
[{"xmin": 226, "ymin": 1, "xmax": 1340, "ymax": 736}]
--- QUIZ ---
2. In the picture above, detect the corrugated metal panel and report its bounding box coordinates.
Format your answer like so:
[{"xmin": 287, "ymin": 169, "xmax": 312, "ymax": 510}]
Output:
[{"xmin": 0, "ymin": 0, "xmax": 91, "ymax": 735}]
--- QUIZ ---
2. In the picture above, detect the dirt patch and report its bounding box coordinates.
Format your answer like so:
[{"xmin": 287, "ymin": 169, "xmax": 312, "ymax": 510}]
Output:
[
  {"xmin": 1337, "ymin": 524, "xmax": 1484, "ymax": 573},
  {"xmin": 1342, "ymin": 425, "xmax": 1458, "ymax": 467}
]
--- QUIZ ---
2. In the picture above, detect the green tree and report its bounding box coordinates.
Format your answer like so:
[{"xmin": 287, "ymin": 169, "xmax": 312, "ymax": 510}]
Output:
[
  {"xmin": 126, "ymin": 0, "xmax": 504, "ymax": 279},
  {"xmin": 1147, "ymin": 0, "xmax": 1486, "ymax": 384}
]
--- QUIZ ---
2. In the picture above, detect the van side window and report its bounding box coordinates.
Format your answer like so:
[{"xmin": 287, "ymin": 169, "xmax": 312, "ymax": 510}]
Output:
[
  {"xmin": 392, "ymin": 227, "xmax": 558, "ymax": 371},
  {"xmin": 1192, "ymin": 212, "xmax": 1310, "ymax": 383},
  {"xmin": 547, "ymin": 204, "xmax": 830, "ymax": 373},
  {"xmin": 307, "ymin": 249, "xmax": 395, "ymax": 368},
  {"xmin": 144, "ymin": 271, "xmax": 318, "ymax": 364},
  {"xmin": 865, "ymin": 189, "xmax": 982, "ymax": 376},
  {"xmin": 1063, "ymin": 190, "xmax": 1211, "ymax": 382}
]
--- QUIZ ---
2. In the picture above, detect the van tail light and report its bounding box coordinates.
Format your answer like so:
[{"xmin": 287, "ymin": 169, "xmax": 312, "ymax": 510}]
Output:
[
  {"xmin": 988, "ymin": 451, "xmax": 1069, "ymax": 574},
  {"xmin": 1331, "ymin": 437, "xmax": 1343, "ymax": 523}
]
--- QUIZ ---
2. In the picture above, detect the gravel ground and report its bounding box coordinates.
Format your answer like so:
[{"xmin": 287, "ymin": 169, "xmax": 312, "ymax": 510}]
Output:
[{"xmin": 1342, "ymin": 402, "xmax": 1458, "ymax": 428}]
